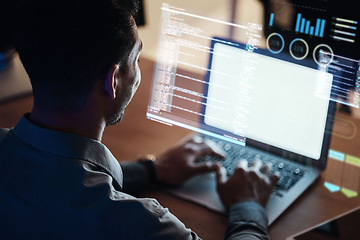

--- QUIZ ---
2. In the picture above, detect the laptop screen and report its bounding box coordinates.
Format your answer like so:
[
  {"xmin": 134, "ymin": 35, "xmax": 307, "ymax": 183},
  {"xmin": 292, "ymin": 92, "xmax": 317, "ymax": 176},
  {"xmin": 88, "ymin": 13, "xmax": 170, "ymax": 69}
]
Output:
[{"xmin": 203, "ymin": 38, "xmax": 333, "ymax": 160}]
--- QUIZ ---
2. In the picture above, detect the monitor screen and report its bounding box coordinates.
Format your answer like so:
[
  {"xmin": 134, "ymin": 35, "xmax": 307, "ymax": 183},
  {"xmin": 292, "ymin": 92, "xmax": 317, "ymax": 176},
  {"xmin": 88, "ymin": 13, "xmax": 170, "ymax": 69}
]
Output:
[{"xmin": 203, "ymin": 39, "xmax": 332, "ymax": 159}]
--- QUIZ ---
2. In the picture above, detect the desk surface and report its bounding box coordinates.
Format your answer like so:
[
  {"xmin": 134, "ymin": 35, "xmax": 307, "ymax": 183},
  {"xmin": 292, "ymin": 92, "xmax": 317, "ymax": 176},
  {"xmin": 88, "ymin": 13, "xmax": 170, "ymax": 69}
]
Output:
[{"xmin": 1, "ymin": 57, "xmax": 359, "ymax": 240}]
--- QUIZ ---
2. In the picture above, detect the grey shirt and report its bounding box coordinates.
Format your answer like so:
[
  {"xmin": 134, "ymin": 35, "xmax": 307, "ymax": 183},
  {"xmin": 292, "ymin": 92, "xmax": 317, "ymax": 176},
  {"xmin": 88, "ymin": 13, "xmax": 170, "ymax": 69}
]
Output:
[{"xmin": 0, "ymin": 114, "xmax": 269, "ymax": 239}]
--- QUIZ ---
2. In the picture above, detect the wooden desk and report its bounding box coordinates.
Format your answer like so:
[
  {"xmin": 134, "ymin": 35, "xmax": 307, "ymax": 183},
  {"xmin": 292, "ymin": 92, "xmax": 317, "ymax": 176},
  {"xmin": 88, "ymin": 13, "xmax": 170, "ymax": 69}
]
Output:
[{"xmin": 1, "ymin": 57, "xmax": 359, "ymax": 240}]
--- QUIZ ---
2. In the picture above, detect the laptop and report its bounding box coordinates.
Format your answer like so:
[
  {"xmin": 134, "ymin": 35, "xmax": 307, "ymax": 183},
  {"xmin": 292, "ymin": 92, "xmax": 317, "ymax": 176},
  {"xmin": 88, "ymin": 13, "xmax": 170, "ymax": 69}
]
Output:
[{"xmin": 163, "ymin": 37, "xmax": 336, "ymax": 225}]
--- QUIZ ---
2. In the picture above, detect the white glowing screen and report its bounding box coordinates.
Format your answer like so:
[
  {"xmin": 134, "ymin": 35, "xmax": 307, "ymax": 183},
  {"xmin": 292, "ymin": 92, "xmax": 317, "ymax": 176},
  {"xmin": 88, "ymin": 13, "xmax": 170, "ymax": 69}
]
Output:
[{"xmin": 205, "ymin": 43, "xmax": 333, "ymax": 159}]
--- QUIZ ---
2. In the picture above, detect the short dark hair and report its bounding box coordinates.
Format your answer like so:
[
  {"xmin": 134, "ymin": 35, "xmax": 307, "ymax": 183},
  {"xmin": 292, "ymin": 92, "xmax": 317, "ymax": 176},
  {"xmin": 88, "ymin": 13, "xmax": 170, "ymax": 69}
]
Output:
[{"xmin": 13, "ymin": 0, "xmax": 139, "ymax": 111}]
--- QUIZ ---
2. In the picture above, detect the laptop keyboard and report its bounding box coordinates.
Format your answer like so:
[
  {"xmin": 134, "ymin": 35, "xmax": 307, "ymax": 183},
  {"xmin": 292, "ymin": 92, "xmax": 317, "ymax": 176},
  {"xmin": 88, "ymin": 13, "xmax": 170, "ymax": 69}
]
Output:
[{"xmin": 195, "ymin": 135, "xmax": 307, "ymax": 197}]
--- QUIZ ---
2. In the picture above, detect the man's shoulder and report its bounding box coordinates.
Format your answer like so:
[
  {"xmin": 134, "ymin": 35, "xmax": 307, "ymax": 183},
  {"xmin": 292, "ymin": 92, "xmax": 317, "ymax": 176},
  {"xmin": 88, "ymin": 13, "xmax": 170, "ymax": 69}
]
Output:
[{"xmin": 0, "ymin": 128, "xmax": 10, "ymax": 141}]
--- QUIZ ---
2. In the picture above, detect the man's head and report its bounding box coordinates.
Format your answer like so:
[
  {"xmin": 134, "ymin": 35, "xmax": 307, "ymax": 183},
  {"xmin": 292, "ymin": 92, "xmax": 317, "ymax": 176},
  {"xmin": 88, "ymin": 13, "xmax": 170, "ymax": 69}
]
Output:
[{"xmin": 13, "ymin": 0, "xmax": 141, "ymax": 125}]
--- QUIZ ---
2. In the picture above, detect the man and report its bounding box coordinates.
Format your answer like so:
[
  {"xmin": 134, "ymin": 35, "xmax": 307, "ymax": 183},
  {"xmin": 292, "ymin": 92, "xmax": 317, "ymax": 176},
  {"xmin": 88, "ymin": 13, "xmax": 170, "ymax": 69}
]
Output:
[{"xmin": 0, "ymin": 0, "xmax": 279, "ymax": 239}]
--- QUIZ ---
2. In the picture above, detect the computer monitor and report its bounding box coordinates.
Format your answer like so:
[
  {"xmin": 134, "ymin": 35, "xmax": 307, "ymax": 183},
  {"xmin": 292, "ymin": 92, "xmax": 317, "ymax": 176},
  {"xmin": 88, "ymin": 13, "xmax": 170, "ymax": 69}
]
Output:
[{"xmin": 202, "ymin": 37, "xmax": 333, "ymax": 161}]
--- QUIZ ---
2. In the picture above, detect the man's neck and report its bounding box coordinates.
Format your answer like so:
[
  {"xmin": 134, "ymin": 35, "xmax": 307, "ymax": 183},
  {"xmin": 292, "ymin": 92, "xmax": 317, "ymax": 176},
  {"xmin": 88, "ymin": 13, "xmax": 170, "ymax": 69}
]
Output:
[{"xmin": 29, "ymin": 106, "xmax": 105, "ymax": 142}]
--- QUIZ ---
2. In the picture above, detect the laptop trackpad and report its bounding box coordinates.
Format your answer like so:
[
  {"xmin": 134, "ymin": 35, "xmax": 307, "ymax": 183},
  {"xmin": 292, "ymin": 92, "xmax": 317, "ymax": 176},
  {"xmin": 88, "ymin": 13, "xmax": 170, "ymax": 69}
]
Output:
[{"xmin": 165, "ymin": 173, "xmax": 226, "ymax": 213}]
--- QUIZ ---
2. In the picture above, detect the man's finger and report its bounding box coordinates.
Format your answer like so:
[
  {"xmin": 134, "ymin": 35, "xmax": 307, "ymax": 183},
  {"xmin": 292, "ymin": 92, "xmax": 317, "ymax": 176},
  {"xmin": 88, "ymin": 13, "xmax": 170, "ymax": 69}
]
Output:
[
  {"xmin": 250, "ymin": 158, "xmax": 262, "ymax": 171},
  {"xmin": 260, "ymin": 162, "xmax": 272, "ymax": 175},
  {"xmin": 188, "ymin": 137, "xmax": 226, "ymax": 160},
  {"xmin": 215, "ymin": 164, "xmax": 227, "ymax": 184},
  {"xmin": 192, "ymin": 135, "xmax": 204, "ymax": 144},
  {"xmin": 270, "ymin": 171, "xmax": 281, "ymax": 186},
  {"xmin": 192, "ymin": 161, "xmax": 218, "ymax": 175},
  {"xmin": 203, "ymin": 138, "xmax": 227, "ymax": 159},
  {"xmin": 237, "ymin": 159, "xmax": 248, "ymax": 170}
]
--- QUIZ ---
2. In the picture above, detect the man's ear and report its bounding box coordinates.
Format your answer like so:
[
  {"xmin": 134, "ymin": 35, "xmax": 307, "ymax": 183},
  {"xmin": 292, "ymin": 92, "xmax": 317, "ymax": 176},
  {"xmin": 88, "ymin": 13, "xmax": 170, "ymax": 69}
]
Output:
[{"xmin": 104, "ymin": 64, "xmax": 119, "ymax": 99}]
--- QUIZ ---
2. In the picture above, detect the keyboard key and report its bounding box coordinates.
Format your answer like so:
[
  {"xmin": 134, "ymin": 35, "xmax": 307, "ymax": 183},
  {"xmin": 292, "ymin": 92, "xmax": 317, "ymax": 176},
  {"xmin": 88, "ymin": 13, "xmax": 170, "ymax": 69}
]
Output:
[
  {"xmin": 224, "ymin": 144, "xmax": 231, "ymax": 151},
  {"xmin": 239, "ymin": 149, "xmax": 246, "ymax": 156},
  {"xmin": 217, "ymin": 141, "xmax": 224, "ymax": 148},
  {"xmin": 196, "ymin": 135, "xmax": 306, "ymax": 193},
  {"xmin": 278, "ymin": 162, "xmax": 284, "ymax": 169}
]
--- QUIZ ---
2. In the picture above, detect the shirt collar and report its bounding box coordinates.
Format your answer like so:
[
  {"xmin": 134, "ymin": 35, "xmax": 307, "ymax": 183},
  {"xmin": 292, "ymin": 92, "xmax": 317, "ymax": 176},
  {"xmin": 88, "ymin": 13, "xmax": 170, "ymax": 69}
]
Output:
[{"xmin": 12, "ymin": 113, "xmax": 123, "ymax": 188}]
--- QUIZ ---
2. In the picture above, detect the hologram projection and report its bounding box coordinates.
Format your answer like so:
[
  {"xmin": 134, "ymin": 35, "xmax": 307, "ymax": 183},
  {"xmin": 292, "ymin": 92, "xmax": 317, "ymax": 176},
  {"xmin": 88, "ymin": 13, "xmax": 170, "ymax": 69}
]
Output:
[
  {"xmin": 146, "ymin": 1, "xmax": 360, "ymax": 198},
  {"xmin": 147, "ymin": 3, "xmax": 333, "ymax": 150},
  {"xmin": 147, "ymin": 3, "xmax": 263, "ymax": 145}
]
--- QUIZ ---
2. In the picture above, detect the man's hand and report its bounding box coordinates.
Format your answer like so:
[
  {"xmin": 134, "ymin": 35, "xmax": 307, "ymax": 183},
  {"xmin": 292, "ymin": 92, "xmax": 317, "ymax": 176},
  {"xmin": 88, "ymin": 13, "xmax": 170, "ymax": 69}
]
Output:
[
  {"xmin": 154, "ymin": 137, "xmax": 226, "ymax": 185},
  {"xmin": 216, "ymin": 158, "xmax": 280, "ymax": 209}
]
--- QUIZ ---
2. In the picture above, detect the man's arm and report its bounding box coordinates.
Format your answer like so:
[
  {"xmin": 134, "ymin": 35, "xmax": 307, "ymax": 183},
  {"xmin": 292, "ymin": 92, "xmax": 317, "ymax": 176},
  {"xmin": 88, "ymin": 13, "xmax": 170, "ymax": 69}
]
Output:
[
  {"xmin": 216, "ymin": 158, "xmax": 279, "ymax": 240},
  {"xmin": 120, "ymin": 138, "xmax": 279, "ymax": 239},
  {"xmin": 120, "ymin": 137, "xmax": 225, "ymax": 195},
  {"xmin": 225, "ymin": 202, "xmax": 269, "ymax": 240}
]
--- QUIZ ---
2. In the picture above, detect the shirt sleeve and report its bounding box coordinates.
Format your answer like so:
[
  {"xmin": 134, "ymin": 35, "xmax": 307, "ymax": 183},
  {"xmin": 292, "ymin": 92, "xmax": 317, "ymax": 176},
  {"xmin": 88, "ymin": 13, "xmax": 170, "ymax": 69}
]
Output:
[
  {"xmin": 119, "ymin": 161, "xmax": 148, "ymax": 195},
  {"xmin": 141, "ymin": 199, "xmax": 270, "ymax": 240},
  {"xmin": 138, "ymin": 198, "xmax": 202, "ymax": 240},
  {"xmin": 225, "ymin": 201, "xmax": 270, "ymax": 240},
  {"xmin": 0, "ymin": 128, "xmax": 10, "ymax": 141}
]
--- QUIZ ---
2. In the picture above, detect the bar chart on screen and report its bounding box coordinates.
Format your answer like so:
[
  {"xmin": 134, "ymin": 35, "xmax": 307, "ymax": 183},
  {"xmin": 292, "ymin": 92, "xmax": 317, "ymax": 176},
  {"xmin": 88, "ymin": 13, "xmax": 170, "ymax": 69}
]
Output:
[
  {"xmin": 269, "ymin": 13, "xmax": 275, "ymax": 27},
  {"xmin": 295, "ymin": 13, "xmax": 326, "ymax": 37}
]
